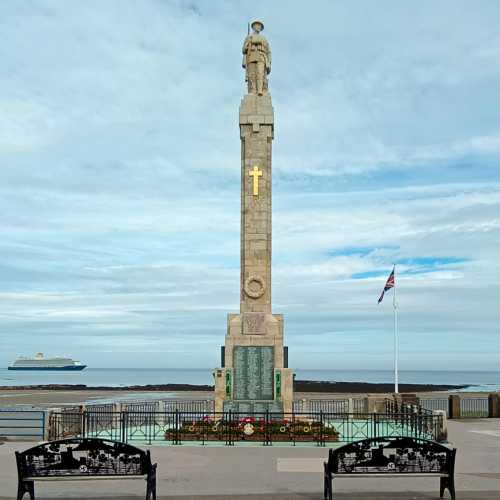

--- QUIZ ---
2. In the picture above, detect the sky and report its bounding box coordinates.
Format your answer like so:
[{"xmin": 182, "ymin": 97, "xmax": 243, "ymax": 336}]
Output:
[{"xmin": 1, "ymin": 0, "xmax": 500, "ymax": 371}]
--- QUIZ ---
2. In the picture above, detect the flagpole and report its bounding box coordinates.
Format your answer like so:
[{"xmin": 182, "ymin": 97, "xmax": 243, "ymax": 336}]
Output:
[{"xmin": 393, "ymin": 264, "xmax": 399, "ymax": 394}]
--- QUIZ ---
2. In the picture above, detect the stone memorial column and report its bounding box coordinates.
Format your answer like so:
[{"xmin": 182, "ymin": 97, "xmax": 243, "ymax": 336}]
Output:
[{"xmin": 214, "ymin": 21, "xmax": 294, "ymax": 415}]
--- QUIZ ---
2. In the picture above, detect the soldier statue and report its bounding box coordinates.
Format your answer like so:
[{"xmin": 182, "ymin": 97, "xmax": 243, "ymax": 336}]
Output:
[{"xmin": 242, "ymin": 20, "xmax": 272, "ymax": 95}]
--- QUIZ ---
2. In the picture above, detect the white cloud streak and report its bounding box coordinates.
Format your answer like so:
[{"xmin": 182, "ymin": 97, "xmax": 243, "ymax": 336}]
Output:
[{"xmin": 0, "ymin": 1, "xmax": 499, "ymax": 369}]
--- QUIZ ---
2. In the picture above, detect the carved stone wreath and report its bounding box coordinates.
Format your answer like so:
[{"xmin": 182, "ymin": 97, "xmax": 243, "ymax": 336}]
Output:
[{"xmin": 244, "ymin": 275, "xmax": 266, "ymax": 299}]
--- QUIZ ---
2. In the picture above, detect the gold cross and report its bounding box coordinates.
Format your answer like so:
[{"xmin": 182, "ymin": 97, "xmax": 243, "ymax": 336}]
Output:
[{"xmin": 248, "ymin": 166, "xmax": 263, "ymax": 196}]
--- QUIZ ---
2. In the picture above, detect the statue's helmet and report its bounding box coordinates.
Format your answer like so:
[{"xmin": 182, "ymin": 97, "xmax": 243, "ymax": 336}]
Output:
[{"xmin": 251, "ymin": 20, "xmax": 264, "ymax": 31}]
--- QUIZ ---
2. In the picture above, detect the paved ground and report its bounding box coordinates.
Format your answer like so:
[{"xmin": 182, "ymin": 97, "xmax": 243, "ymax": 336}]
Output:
[
  {"xmin": 3, "ymin": 493, "xmax": 500, "ymax": 499},
  {"xmin": 0, "ymin": 419, "xmax": 499, "ymax": 499}
]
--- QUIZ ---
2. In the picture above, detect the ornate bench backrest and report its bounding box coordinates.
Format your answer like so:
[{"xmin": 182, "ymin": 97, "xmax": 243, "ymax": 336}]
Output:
[
  {"xmin": 329, "ymin": 437, "xmax": 455, "ymax": 475},
  {"xmin": 16, "ymin": 438, "xmax": 151, "ymax": 478}
]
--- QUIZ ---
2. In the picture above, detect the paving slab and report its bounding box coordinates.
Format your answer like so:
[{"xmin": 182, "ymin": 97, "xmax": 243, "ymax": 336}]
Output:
[{"xmin": 1, "ymin": 494, "xmax": 500, "ymax": 500}]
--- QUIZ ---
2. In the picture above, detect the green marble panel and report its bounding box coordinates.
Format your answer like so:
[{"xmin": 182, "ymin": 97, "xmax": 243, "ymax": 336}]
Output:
[{"xmin": 233, "ymin": 346, "xmax": 274, "ymax": 400}]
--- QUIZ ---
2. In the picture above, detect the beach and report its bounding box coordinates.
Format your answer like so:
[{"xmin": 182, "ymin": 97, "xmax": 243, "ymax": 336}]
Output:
[
  {"xmin": 1, "ymin": 368, "xmax": 497, "ymax": 410},
  {"xmin": 0, "ymin": 385, "xmax": 481, "ymax": 410}
]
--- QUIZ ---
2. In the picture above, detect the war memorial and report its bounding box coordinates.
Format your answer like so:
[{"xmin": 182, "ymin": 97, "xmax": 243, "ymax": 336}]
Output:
[{"xmin": 213, "ymin": 20, "xmax": 294, "ymax": 416}]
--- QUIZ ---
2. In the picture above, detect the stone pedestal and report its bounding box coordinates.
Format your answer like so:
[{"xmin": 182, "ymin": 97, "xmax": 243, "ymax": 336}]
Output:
[
  {"xmin": 449, "ymin": 395, "xmax": 461, "ymax": 419},
  {"xmin": 367, "ymin": 395, "xmax": 387, "ymax": 413},
  {"xmin": 488, "ymin": 393, "xmax": 500, "ymax": 418},
  {"xmin": 214, "ymin": 312, "xmax": 294, "ymax": 413},
  {"xmin": 214, "ymin": 92, "xmax": 294, "ymax": 415}
]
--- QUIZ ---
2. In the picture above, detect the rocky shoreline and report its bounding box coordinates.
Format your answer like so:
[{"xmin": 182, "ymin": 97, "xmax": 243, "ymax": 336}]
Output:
[
  {"xmin": 294, "ymin": 380, "xmax": 467, "ymax": 393},
  {"xmin": 0, "ymin": 380, "xmax": 468, "ymax": 393}
]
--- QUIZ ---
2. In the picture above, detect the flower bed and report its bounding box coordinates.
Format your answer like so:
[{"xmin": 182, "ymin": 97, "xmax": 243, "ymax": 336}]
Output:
[{"xmin": 164, "ymin": 417, "xmax": 339, "ymax": 442}]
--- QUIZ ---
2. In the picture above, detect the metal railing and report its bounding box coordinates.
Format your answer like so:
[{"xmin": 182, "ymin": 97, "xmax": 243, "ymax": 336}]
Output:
[
  {"xmin": 419, "ymin": 398, "xmax": 449, "ymax": 417},
  {"xmin": 86, "ymin": 403, "xmax": 115, "ymax": 412},
  {"xmin": 85, "ymin": 403, "xmax": 116, "ymax": 428},
  {"xmin": 385, "ymin": 398, "xmax": 433, "ymax": 417},
  {"xmin": 460, "ymin": 397, "xmax": 489, "ymax": 418},
  {"xmin": 293, "ymin": 400, "xmax": 305, "ymax": 413},
  {"xmin": 352, "ymin": 398, "xmax": 368, "ymax": 414},
  {"xmin": 48, "ymin": 409, "xmax": 445, "ymax": 445},
  {"xmin": 161, "ymin": 399, "xmax": 214, "ymax": 415},
  {"xmin": 0, "ymin": 409, "xmax": 45, "ymax": 439},
  {"xmin": 293, "ymin": 398, "xmax": 368, "ymax": 416},
  {"xmin": 121, "ymin": 401, "xmax": 159, "ymax": 412},
  {"xmin": 309, "ymin": 399, "xmax": 349, "ymax": 414}
]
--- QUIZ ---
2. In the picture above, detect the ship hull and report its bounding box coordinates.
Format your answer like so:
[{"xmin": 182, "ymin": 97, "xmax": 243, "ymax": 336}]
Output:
[{"xmin": 8, "ymin": 365, "xmax": 87, "ymax": 371}]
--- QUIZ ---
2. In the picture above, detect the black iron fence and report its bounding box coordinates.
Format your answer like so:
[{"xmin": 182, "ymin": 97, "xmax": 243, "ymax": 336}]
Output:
[
  {"xmin": 385, "ymin": 399, "xmax": 434, "ymax": 417},
  {"xmin": 48, "ymin": 409, "xmax": 445, "ymax": 446}
]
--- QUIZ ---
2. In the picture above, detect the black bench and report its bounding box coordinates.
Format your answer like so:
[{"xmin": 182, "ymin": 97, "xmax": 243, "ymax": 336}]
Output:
[
  {"xmin": 323, "ymin": 436, "xmax": 456, "ymax": 500},
  {"xmin": 15, "ymin": 437, "xmax": 157, "ymax": 500}
]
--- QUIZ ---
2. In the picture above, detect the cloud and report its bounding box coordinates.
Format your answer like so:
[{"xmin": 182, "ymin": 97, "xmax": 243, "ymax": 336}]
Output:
[{"xmin": 0, "ymin": 1, "xmax": 499, "ymax": 371}]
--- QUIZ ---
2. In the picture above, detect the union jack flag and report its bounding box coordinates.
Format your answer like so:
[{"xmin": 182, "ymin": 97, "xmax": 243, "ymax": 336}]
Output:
[{"xmin": 378, "ymin": 267, "xmax": 395, "ymax": 303}]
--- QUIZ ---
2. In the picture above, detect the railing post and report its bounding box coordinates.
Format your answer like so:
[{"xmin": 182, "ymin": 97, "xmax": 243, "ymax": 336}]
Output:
[
  {"xmin": 201, "ymin": 412, "xmax": 207, "ymax": 446},
  {"xmin": 265, "ymin": 410, "xmax": 270, "ymax": 446},
  {"xmin": 433, "ymin": 410, "xmax": 447, "ymax": 442},
  {"xmin": 147, "ymin": 411, "xmax": 152, "ymax": 445},
  {"xmin": 488, "ymin": 394, "xmax": 500, "ymax": 418},
  {"xmin": 412, "ymin": 410, "xmax": 418, "ymax": 437},
  {"xmin": 230, "ymin": 410, "xmax": 235, "ymax": 446},
  {"xmin": 78, "ymin": 406, "xmax": 84, "ymax": 438},
  {"xmin": 42, "ymin": 410, "xmax": 49, "ymax": 441},
  {"xmin": 448, "ymin": 395, "xmax": 461, "ymax": 419},
  {"xmin": 48, "ymin": 409, "xmax": 57, "ymax": 440},
  {"xmin": 120, "ymin": 411, "xmax": 126, "ymax": 443},
  {"xmin": 373, "ymin": 411, "xmax": 378, "ymax": 439},
  {"xmin": 319, "ymin": 410, "xmax": 324, "ymax": 447},
  {"xmin": 174, "ymin": 409, "xmax": 180, "ymax": 445},
  {"xmin": 82, "ymin": 409, "xmax": 86, "ymax": 438}
]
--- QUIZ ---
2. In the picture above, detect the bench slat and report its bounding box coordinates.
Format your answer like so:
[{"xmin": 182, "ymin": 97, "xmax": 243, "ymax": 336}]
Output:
[
  {"xmin": 333, "ymin": 473, "xmax": 449, "ymax": 478},
  {"xmin": 24, "ymin": 475, "xmax": 147, "ymax": 481}
]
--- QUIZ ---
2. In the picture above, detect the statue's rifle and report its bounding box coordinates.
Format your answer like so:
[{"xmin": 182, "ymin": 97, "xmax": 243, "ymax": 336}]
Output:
[{"xmin": 242, "ymin": 22, "xmax": 250, "ymax": 80}]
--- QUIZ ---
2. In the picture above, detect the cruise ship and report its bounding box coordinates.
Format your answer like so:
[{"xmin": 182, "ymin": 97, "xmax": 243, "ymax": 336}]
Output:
[{"xmin": 8, "ymin": 353, "xmax": 87, "ymax": 371}]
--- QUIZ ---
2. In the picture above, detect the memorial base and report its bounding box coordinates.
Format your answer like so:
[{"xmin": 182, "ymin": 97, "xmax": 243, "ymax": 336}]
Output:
[{"xmin": 223, "ymin": 400, "xmax": 283, "ymax": 414}]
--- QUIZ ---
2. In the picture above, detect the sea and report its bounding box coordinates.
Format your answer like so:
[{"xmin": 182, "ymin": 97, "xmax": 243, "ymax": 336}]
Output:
[{"xmin": 1, "ymin": 368, "xmax": 500, "ymax": 392}]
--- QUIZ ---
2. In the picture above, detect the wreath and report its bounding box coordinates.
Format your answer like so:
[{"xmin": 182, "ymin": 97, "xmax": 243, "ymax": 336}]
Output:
[{"xmin": 244, "ymin": 275, "xmax": 266, "ymax": 298}]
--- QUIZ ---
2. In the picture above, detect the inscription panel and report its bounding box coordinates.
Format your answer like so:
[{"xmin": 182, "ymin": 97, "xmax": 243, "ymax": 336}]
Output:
[
  {"xmin": 233, "ymin": 346, "xmax": 274, "ymax": 400},
  {"xmin": 242, "ymin": 312, "xmax": 266, "ymax": 334}
]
